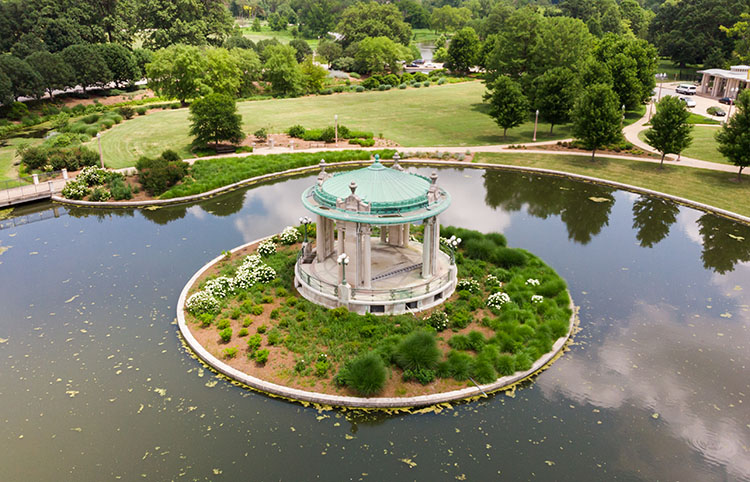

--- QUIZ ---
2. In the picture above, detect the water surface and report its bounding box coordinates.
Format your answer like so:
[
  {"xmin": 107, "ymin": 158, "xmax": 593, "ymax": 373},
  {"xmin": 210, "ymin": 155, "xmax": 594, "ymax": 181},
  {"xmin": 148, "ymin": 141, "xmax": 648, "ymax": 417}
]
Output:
[{"xmin": 1, "ymin": 168, "xmax": 748, "ymax": 480}]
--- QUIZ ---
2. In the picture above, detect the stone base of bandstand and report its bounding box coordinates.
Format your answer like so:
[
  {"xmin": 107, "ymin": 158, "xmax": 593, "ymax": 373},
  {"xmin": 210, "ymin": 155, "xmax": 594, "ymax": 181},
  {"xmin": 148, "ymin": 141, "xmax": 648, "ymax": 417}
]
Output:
[{"xmin": 294, "ymin": 262, "xmax": 458, "ymax": 315}]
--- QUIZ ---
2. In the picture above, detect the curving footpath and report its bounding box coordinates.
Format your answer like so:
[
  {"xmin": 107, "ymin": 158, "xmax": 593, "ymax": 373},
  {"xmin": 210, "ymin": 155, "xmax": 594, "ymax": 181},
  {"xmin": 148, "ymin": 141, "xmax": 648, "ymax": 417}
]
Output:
[{"xmin": 176, "ymin": 237, "xmax": 578, "ymax": 409}]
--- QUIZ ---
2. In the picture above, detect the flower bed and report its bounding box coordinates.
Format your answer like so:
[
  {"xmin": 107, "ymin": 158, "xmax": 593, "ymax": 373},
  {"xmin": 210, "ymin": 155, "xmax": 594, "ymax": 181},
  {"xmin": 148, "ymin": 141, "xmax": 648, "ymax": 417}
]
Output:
[{"xmin": 182, "ymin": 227, "xmax": 573, "ymax": 399}]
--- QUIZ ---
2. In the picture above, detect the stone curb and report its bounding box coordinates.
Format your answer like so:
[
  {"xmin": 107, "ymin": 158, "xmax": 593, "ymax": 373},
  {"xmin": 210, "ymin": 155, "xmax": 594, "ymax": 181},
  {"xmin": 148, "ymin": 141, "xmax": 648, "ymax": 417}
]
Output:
[
  {"xmin": 176, "ymin": 236, "xmax": 577, "ymax": 409},
  {"xmin": 52, "ymin": 159, "xmax": 750, "ymax": 225}
]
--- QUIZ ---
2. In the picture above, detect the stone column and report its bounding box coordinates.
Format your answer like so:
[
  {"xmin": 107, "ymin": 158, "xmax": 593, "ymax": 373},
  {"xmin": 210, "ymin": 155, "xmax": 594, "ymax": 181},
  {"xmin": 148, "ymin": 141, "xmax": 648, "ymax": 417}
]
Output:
[
  {"xmin": 344, "ymin": 221, "xmax": 358, "ymax": 285},
  {"xmin": 422, "ymin": 218, "xmax": 432, "ymax": 279},
  {"xmin": 401, "ymin": 223, "xmax": 410, "ymax": 247},
  {"xmin": 701, "ymin": 73, "xmax": 710, "ymax": 94},
  {"xmin": 380, "ymin": 225, "xmax": 388, "ymax": 243},
  {"xmin": 326, "ymin": 218, "xmax": 335, "ymax": 258},
  {"xmin": 359, "ymin": 224, "xmax": 372, "ymax": 288},
  {"xmin": 388, "ymin": 225, "xmax": 402, "ymax": 246},
  {"xmin": 316, "ymin": 214, "xmax": 327, "ymax": 262}
]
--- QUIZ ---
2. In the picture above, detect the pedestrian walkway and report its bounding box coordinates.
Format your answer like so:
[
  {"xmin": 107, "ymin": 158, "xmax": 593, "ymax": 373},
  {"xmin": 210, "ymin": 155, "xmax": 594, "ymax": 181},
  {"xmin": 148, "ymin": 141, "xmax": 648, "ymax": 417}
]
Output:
[{"xmin": 0, "ymin": 178, "xmax": 67, "ymax": 207}]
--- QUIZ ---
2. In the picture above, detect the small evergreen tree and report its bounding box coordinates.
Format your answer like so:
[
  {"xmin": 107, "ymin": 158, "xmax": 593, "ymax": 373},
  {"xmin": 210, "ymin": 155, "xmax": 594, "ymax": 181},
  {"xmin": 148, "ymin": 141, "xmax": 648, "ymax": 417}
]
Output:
[
  {"xmin": 571, "ymin": 83, "xmax": 622, "ymax": 161},
  {"xmin": 189, "ymin": 93, "xmax": 244, "ymax": 149},
  {"xmin": 644, "ymin": 96, "xmax": 693, "ymax": 168},
  {"xmin": 483, "ymin": 75, "xmax": 529, "ymax": 138},
  {"xmin": 716, "ymin": 90, "xmax": 750, "ymax": 182}
]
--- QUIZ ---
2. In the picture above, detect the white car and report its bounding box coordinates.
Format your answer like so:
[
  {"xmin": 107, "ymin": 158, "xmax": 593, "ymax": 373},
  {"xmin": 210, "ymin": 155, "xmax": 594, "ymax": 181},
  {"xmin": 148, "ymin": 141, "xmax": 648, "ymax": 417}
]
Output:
[
  {"xmin": 676, "ymin": 84, "xmax": 697, "ymax": 95},
  {"xmin": 679, "ymin": 96, "xmax": 696, "ymax": 108}
]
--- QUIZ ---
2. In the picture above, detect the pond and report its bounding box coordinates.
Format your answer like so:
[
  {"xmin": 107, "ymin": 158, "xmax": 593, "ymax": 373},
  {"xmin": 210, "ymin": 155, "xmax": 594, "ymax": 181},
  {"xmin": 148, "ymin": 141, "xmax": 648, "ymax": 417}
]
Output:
[{"xmin": 1, "ymin": 167, "xmax": 749, "ymax": 480}]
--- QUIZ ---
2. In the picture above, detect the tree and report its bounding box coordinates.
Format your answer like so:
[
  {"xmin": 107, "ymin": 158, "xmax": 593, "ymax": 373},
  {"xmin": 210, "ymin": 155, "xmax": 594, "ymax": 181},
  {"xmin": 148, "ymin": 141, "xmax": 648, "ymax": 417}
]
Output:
[
  {"xmin": 146, "ymin": 44, "xmax": 206, "ymax": 105},
  {"xmin": 230, "ymin": 48, "xmax": 262, "ymax": 96},
  {"xmin": 289, "ymin": 39, "xmax": 313, "ymax": 63},
  {"xmin": 336, "ymin": 2, "xmax": 411, "ymax": 47},
  {"xmin": 354, "ymin": 36, "xmax": 412, "ymax": 74},
  {"xmin": 445, "ymin": 27, "xmax": 480, "ymax": 73},
  {"xmin": 0, "ymin": 54, "xmax": 44, "ymax": 99},
  {"xmin": 97, "ymin": 43, "xmax": 139, "ymax": 88},
  {"xmin": 530, "ymin": 16, "xmax": 592, "ymax": 78},
  {"xmin": 136, "ymin": 0, "xmax": 234, "ymax": 50},
  {"xmin": 25, "ymin": 51, "xmax": 73, "ymax": 99},
  {"xmin": 293, "ymin": 0, "xmax": 344, "ymax": 38},
  {"xmin": 0, "ymin": 70, "xmax": 13, "ymax": 105},
  {"xmin": 189, "ymin": 93, "xmax": 244, "ymax": 147},
  {"xmin": 721, "ymin": 13, "xmax": 750, "ymax": 64},
  {"xmin": 299, "ymin": 56, "xmax": 328, "ymax": 93},
  {"xmin": 202, "ymin": 47, "xmax": 242, "ymax": 97},
  {"xmin": 61, "ymin": 44, "xmax": 111, "ymax": 93},
  {"xmin": 484, "ymin": 7, "xmax": 543, "ymax": 83},
  {"xmin": 571, "ymin": 83, "xmax": 622, "ymax": 160},
  {"xmin": 644, "ymin": 96, "xmax": 693, "ymax": 168},
  {"xmin": 530, "ymin": 67, "xmax": 581, "ymax": 134},
  {"xmin": 483, "ymin": 76, "xmax": 529, "ymax": 138},
  {"xmin": 316, "ymin": 39, "xmax": 343, "ymax": 64},
  {"xmin": 716, "ymin": 90, "xmax": 750, "ymax": 182},
  {"xmin": 397, "ymin": 0, "xmax": 429, "ymax": 29},
  {"xmin": 263, "ymin": 44, "xmax": 304, "ymax": 97},
  {"xmin": 429, "ymin": 6, "xmax": 472, "ymax": 33},
  {"xmin": 593, "ymin": 34, "xmax": 657, "ymax": 108}
]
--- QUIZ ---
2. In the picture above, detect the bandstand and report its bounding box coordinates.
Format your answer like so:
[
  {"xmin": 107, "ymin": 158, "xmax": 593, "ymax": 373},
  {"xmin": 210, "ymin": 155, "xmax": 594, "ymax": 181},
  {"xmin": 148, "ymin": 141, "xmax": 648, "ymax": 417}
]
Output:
[{"xmin": 295, "ymin": 156, "xmax": 456, "ymax": 315}]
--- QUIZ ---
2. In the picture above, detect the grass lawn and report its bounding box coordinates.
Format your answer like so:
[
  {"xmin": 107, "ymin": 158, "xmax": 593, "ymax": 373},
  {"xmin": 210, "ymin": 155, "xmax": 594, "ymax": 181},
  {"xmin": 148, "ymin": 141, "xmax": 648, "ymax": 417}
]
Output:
[
  {"xmin": 638, "ymin": 126, "xmax": 725, "ymax": 164},
  {"xmin": 656, "ymin": 58, "xmax": 703, "ymax": 83},
  {"xmin": 94, "ymin": 81, "xmax": 587, "ymax": 168},
  {"xmin": 412, "ymin": 28, "xmax": 442, "ymax": 44},
  {"xmin": 239, "ymin": 25, "xmax": 318, "ymax": 50},
  {"xmin": 474, "ymin": 152, "xmax": 750, "ymax": 217},
  {"xmin": 0, "ymin": 137, "xmax": 43, "ymax": 181}
]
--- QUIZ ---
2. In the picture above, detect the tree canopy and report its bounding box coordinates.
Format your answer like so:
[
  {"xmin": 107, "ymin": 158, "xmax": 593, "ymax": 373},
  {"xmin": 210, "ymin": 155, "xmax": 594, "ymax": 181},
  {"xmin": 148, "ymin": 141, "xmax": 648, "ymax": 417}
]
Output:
[
  {"xmin": 189, "ymin": 93, "xmax": 244, "ymax": 147},
  {"xmin": 571, "ymin": 83, "xmax": 622, "ymax": 160},
  {"xmin": 644, "ymin": 95, "xmax": 693, "ymax": 168},
  {"xmin": 483, "ymin": 75, "xmax": 530, "ymax": 138},
  {"xmin": 716, "ymin": 90, "xmax": 750, "ymax": 181},
  {"xmin": 336, "ymin": 2, "xmax": 412, "ymax": 47}
]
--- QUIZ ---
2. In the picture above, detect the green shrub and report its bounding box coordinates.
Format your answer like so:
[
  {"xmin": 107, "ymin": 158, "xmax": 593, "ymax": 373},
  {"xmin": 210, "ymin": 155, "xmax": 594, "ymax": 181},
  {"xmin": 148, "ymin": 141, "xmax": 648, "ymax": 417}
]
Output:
[
  {"xmin": 471, "ymin": 357, "xmax": 497, "ymax": 384},
  {"xmin": 361, "ymin": 77, "xmax": 380, "ymax": 89},
  {"xmin": 314, "ymin": 359, "xmax": 330, "ymax": 377},
  {"xmin": 349, "ymin": 72, "xmax": 361, "ymax": 79},
  {"xmin": 85, "ymin": 126, "xmax": 100, "ymax": 137},
  {"xmin": 198, "ymin": 313, "xmax": 214, "ymax": 328},
  {"xmin": 254, "ymin": 348, "xmax": 269, "ymax": 364},
  {"xmin": 230, "ymin": 307, "xmax": 241, "ymax": 319},
  {"xmin": 136, "ymin": 150, "xmax": 189, "ymax": 196},
  {"xmin": 7, "ymin": 101, "xmax": 29, "ymax": 120},
  {"xmin": 136, "ymin": 107, "xmax": 147, "ymax": 115},
  {"xmin": 355, "ymin": 86, "xmax": 365, "ymax": 92},
  {"xmin": 247, "ymin": 334, "xmax": 262, "ymax": 353},
  {"xmin": 339, "ymin": 351, "xmax": 386, "ymax": 396},
  {"xmin": 267, "ymin": 329, "xmax": 282, "ymax": 345},
  {"xmin": 216, "ymin": 319, "xmax": 230, "ymax": 330},
  {"xmin": 89, "ymin": 186, "xmax": 110, "ymax": 201},
  {"xmin": 238, "ymin": 328, "xmax": 249, "ymax": 337},
  {"xmin": 398, "ymin": 83, "xmax": 407, "ymax": 89},
  {"xmin": 467, "ymin": 330, "xmax": 486, "ymax": 351},
  {"xmin": 403, "ymin": 368, "xmax": 436, "ymax": 385},
  {"xmin": 493, "ymin": 247, "xmax": 527, "ymax": 268},
  {"xmin": 448, "ymin": 334, "xmax": 471, "ymax": 350},
  {"xmin": 394, "ymin": 331, "xmax": 440, "ymax": 371},
  {"xmin": 426, "ymin": 311, "xmax": 449, "ymax": 331},
  {"xmin": 446, "ymin": 350, "xmax": 473, "ymax": 380},
  {"xmin": 242, "ymin": 317, "xmax": 253, "ymax": 327},
  {"xmin": 251, "ymin": 305, "xmax": 263, "ymax": 315},
  {"xmin": 514, "ymin": 352, "xmax": 532, "ymax": 371},
  {"xmin": 82, "ymin": 113, "xmax": 101, "ymax": 124},
  {"xmin": 107, "ymin": 176, "xmax": 133, "ymax": 200},
  {"xmin": 118, "ymin": 106, "xmax": 135, "ymax": 119},
  {"xmin": 450, "ymin": 309, "xmax": 473, "ymax": 329},
  {"xmin": 219, "ymin": 327, "xmax": 232, "ymax": 343},
  {"xmin": 495, "ymin": 354, "xmax": 516, "ymax": 375},
  {"xmin": 254, "ymin": 127, "xmax": 268, "ymax": 142},
  {"xmin": 99, "ymin": 119, "xmax": 115, "ymax": 129},
  {"xmin": 287, "ymin": 125, "xmax": 305, "ymax": 138},
  {"xmin": 257, "ymin": 324, "xmax": 267, "ymax": 334},
  {"xmin": 349, "ymin": 138, "xmax": 375, "ymax": 147},
  {"xmin": 223, "ymin": 347, "xmax": 238, "ymax": 359}
]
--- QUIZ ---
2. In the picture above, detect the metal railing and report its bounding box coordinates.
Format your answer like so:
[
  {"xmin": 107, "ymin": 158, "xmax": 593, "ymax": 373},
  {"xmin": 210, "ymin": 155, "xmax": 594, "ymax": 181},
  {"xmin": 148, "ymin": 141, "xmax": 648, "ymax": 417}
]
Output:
[{"xmin": 1, "ymin": 171, "xmax": 66, "ymax": 206}]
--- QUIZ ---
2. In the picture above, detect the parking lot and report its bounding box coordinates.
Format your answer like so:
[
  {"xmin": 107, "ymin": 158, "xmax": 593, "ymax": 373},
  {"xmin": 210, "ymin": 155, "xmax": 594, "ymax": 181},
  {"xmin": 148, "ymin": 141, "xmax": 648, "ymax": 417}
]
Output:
[{"xmin": 653, "ymin": 83, "xmax": 734, "ymax": 121}]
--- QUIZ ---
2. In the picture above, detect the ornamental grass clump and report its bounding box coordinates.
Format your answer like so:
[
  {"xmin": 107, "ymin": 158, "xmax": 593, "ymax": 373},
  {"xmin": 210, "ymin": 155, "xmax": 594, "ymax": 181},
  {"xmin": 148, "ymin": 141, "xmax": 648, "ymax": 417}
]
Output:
[
  {"xmin": 338, "ymin": 351, "xmax": 387, "ymax": 396},
  {"xmin": 394, "ymin": 331, "xmax": 440, "ymax": 372}
]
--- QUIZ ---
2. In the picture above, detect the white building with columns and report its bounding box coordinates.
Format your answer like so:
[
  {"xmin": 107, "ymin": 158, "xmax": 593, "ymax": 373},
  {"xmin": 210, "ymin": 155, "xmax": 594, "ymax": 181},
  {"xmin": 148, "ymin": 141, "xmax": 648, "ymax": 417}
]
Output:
[
  {"xmin": 295, "ymin": 156, "xmax": 457, "ymax": 315},
  {"xmin": 697, "ymin": 65, "xmax": 749, "ymax": 98}
]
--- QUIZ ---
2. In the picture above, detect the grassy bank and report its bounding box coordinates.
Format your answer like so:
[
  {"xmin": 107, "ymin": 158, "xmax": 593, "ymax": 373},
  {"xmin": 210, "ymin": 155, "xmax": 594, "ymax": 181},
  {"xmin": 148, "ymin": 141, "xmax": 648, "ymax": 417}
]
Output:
[
  {"xmin": 474, "ymin": 152, "xmax": 750, "ymax": 217},
  {"xmin": 95, "ymin": 82, "xmax": 580, "ymax": 168}
]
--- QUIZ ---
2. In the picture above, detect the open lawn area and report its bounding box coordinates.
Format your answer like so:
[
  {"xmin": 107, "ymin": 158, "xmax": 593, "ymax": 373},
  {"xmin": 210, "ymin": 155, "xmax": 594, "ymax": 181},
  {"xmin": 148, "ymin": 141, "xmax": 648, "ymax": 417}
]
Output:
[
  {"xmin": 475, "ymin": 152, "xmax": 750, "ymax": 217},
  {"xmin": 639, "ymin": 125, "xmax": 725, "ymax": 164},
  {"xmin": 94, "ymin": 81, "xmax": 589, "ymax": 168},
  {"xmin": 239, "ymin": 25, "xmax": 319, "ymax": 49},
  {"xmin": 657, "ymin": 58, "xmax": 703, "ymax": 83},
  {"xmin": 0, "ymin": 137, "xmax": 42, "ymax": 181}
]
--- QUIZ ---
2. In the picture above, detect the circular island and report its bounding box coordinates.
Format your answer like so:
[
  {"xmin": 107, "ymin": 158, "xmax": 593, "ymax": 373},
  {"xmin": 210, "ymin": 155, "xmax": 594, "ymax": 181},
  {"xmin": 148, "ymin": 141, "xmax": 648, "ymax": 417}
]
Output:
[{"xmin": 177, "ymin": 159, "xmax": 576, "ymax": 408}]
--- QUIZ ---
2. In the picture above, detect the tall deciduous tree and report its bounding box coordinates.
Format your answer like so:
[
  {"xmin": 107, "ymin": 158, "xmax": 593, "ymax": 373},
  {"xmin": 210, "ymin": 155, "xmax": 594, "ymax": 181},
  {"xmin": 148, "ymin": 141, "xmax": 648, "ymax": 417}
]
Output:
[
  {"xmin": 0, "ymin": 54, "xmax": 44, "ymax": 99},
  {"xmin": 483, "ymin": 76, "xmax": 529, "ymax": 138},
  {"xmin": 136, "ymin": 0, "xmax": 234, "ymax": 49},
  {"xmin": 97, "ymin": 43, "xmax": 139, "ymax": 88},
  {"xmin": 25, "ymin": 51, "xmax": 73, "ymax": 99},
  {"xmin": 263, "ymin": 44, "xmax": 303, "ymax": 97},
  {"xmin": 530, "ymin": 67, "xmax": 581, "ymax": 134},
  {"xmin": 202, "ymin": 47, "xmax": 242, "ymax": 97},
  {"xmin": 146, "ymin": 44, "xmax": 206, "ymax": 105},
  {"xmin": 189, "ymin": 93, "xmax": 244, "ymax": 147},
  {"xmin": 429, "ymin": 5, "xmax": 472, "ymax": 33},
  {"xmin": 0, "ymin": 71, "xmax": 13, "ymax": 105},
  {"xmin": 289, "ymin": 39, "xmax": 313, "ymax": 63},
  {"xmin": 644, "ymin": 96, "xmax": 693, "ymax": 168},
  {"xmin": 446, "ymin": 27, "xmax": 480, "ymax": 74},
  {"xmin": 571, "ymin": 83, "xmax": 622, "ymax": 161},
  {"xmin": 716, "ymin": 90, "xmax": 750, "ymax": 182},
  {"xmin": 336, "ymin": 2, "xmax": 411, "ymax": 47},
  {"xmin": 299, "ymin": 56, "xmax": 328, "ymax": 93},
  {"xmin": 484, "ymin": 7, "xmax": 543, "ymax": 83},
  {"xmin": 61, "ymin": 44, "xmax": 111, "ymax": 93},
  {"xmin": 354, "ymin": 36, "xmax": 412, "ymax": 74},
  {"xmin": 230, "ymin": 48, "xmax": 262, "ymax": 97}
]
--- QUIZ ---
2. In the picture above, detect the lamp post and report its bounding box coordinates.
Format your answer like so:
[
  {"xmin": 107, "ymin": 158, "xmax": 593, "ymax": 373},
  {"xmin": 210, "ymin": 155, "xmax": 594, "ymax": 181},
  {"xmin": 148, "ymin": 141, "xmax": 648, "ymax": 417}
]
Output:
[
  {"xmin": 447, "ymin": 235, "xmax": 461, "ymax": 265},
  {"xmin": 337, "ymin": 253, "xmax": 350, "ymax": 285},
  {"xmin": 96, "ymin": 132, "xmax": 104, "ymax": 168},
  {"xmin": 532, "ymin": 109, "xmax": 539, "ymax": 142},
  {"xmin": 621, "ymin": 104, "xmax": 625, "ymax": 129},
  {"xmin": 727, "ymin": 87, "xmax": 740, "ymax": 120},
  {"xmin": 299, "ymin": 216, "xmax": 311, "ymax": 243},
  {"xmin": 334, "ymin": 114, "xmax": 338, "ymax": 145},
  {"xmin": 656, "ymin": 73, "xmax": 667, "ymax": 101}
]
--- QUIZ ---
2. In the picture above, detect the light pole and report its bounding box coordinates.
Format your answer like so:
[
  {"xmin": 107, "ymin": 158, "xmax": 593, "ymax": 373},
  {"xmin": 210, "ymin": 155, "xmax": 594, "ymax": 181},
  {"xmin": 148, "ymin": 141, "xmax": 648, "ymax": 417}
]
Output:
[
  {"xmin": 96, "ymin": 132, "xmax": 104, "ymax": 168},
  {"xmin": 532, "ymin": 109, "xmax": 539, "ymax": 142},
  {"xmin": 447, "ymin": 235, "xmax": 461, "ymax": 265},
  {"xmin": 299, "ymin": 216, "xmax": 311, "ymax": 243},
  {"xmin": 656, "ymin": 73, "xmax": 667, "ymax": 101},
  {"xmin": 621, "ymin": 104, "xmax": 625, "ymax": 129},
  {"xmin": 334, "ymin": 114, "xmax": 338, "ymax": 145},
  {"xmin": 727, "ymin": 87, "xmax": 740, "ymax": 120},
  {"xmin": 337, "ymin": 253, "xmax": 350, "ymax": 285}
]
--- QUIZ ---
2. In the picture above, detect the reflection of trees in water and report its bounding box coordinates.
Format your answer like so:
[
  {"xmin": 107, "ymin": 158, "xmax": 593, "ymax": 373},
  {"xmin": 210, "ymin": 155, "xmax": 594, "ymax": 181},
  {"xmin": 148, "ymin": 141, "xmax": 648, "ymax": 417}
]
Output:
[
  {"xmin": 67, "ymin": 207, "xmax": 135, "ymax": 221},
  {"xmin": 199, "ymin": 191, "xmax": 246, "ymax": 217},
  {"xmin": 698, "ymin": 214, "xmax": 750, "ymax": 274},
  {"xmin": 632, "ymin": 196, "xmax": 679, "ymax": 248},
  {"xmin": 139, "ymin": 205, "xmax": 187, "ymax": 225},
  {"xmin": 483, "ymin": 171, "xmax": 615, "ymax": 245}
]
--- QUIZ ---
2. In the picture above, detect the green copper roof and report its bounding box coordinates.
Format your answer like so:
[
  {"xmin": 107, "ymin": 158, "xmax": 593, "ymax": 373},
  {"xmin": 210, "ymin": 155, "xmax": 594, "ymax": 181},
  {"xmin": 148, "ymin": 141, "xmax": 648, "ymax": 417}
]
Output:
[
  {"xmin": 301, "ymin": 158, "xmax": 452, "ymax": 225},
  {"xmin": 313, "ymin": 158, "xmax": 431, "ymax": 213}
]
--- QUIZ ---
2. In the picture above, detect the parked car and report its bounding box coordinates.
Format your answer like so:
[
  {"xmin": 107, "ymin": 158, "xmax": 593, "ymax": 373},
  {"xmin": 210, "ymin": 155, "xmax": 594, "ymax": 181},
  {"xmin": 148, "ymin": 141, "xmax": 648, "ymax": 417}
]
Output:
[
  {"xmin": 707, "ymin": 106, "xmax": 726, "ymax": 116},
  {"xmin": 679, "ymin": 96, "xmax": 696, "ymax": 108},
  {"xmin": 676, "ymin": 84, "xmax": 697, "ymax": 95},
  {"xmin": 718, "ymin": 97, "xmax": 735, "ymax": 105}
]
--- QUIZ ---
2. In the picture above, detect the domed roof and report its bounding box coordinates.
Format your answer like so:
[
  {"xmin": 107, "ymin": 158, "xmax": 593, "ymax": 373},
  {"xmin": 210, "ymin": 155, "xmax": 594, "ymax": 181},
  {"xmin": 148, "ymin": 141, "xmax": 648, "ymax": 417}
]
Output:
[
  {"xmin": 314, "ymin": 158, "xmax": 431, "ymax": 214},
  {"xmin": 301, "ymin": 157, "xmax": 451, "ymax": 225}
]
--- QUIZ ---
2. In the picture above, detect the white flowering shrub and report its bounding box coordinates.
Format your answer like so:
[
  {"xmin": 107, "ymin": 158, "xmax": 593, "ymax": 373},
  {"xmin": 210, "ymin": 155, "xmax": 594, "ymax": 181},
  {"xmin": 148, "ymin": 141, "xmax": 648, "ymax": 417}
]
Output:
[
  {"xmin": 531, "ymin": 295, "xmax": 544, "ymax": 303},
  {"xmin": 425, "ymin": 311, "xmax": 449, "ymax": 331},
  {"xmin": 77, "ymin": 166, "xmax": 108, "ymax": 187},
  {"xmin": 233, "ymin": 254, "xmax": 276, "ymax": 290},
  {"xmin": 487, "ymin": 291, "xmax": 511, "ymax": 309},
  {"xmin": 485, "ymin": 274, "xmax": 500, "ymax": 288},
  {"xmin": 61, "ymin": 180, "xmax": 90, "ymax": 200},
  {"xmin": 203, "ymin": 276, "xmax": 234, "ymax": 299},
  {"xmin": 186, "ymin": 291, "xmax": 220, "ymax": 315},
  {"xmin": 279, "ymin": 226, "xmax": 300, "ymax": 245},
  {"xmin": 526, "ymin": 278, "xmax": 540, "ymax": 286},
  {"xmin": 456, "ymin": 278, "xmax": 480, "ymax": 294},
  {"xmin": 257, "ymin": 239, "xmax": 276, "ymax": 256}
]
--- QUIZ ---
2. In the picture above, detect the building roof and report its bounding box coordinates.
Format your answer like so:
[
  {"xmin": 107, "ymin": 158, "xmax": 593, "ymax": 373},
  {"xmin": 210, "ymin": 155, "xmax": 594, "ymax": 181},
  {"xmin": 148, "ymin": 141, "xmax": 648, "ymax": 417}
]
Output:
[
  {"xmin": 698, "ymin": 65, "xmax": 750, "ymax": 82},
  {"xmin": 301, "ymin": 158, "xmax": 451, "ymax": 225}
]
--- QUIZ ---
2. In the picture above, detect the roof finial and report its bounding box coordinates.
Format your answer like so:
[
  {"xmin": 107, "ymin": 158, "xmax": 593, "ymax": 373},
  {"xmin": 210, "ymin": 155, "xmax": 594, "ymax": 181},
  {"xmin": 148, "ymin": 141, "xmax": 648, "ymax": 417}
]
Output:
[
  {"xmin": 392, "ymin": 152, "xmax": 403, "ymax": 171},
  {"xmin": 349, "ymin": 181, "xmax": 358, "ymax": 194},
  {"xmin": 319, "ymin": 159, "xmax": 326, "ymax": 172},
  {"xmin": 430, "ymin": 171, "xmax": 438, "ymax": 185},
  {"xmin": 373, "ymin": 154, "xmax": 381, "ymax": 164}
]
